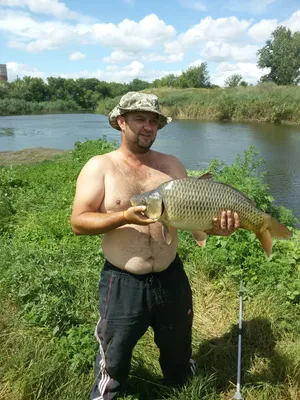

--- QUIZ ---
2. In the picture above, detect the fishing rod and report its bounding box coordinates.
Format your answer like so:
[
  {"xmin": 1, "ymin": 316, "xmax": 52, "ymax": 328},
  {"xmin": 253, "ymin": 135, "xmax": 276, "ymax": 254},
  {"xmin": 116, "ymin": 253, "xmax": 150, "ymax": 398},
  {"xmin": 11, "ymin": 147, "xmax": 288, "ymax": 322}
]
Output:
[{"xmin": 232, "ymin": 276, "xmax": 243, "ymax": 400}]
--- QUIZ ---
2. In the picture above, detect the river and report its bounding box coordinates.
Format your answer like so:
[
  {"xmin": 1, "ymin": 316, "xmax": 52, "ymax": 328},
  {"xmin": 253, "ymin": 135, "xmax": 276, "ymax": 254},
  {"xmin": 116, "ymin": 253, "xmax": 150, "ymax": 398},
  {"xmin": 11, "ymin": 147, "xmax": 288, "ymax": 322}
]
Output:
[{"xmin": 0, "ymin": 113, "xmax": 299, "ymax": 224}]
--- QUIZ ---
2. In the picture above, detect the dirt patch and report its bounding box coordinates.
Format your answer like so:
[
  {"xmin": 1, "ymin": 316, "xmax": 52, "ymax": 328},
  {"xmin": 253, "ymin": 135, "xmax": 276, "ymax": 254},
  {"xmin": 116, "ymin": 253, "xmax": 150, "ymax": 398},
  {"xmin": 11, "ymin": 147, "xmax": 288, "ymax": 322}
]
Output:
[{"xmin": 0, "ymin": 148, "xmax": 70, "ymax": 166}]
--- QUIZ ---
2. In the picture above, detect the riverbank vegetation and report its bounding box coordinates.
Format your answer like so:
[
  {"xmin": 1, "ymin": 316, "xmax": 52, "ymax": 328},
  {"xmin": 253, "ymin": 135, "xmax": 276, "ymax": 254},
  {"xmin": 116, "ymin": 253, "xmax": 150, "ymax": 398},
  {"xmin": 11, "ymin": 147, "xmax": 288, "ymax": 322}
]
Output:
[
  {"xmin": 0, "ymin": 98, "xmax": 80, "ymax": 116},
  {"xmin": 96, "ymin": 83, "xmax": 300, "ymax": 125},
  {"xmin": 0, "ymin": 141, "xmax": 299, "ymax": 399}
]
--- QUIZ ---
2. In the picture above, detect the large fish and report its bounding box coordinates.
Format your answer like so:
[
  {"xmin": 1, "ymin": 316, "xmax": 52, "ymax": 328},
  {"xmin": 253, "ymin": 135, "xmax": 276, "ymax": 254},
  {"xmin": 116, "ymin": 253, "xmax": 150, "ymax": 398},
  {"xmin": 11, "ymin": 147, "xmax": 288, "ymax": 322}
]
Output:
[{"xmin": 130, "ymin": 174, "xmax": 293, "ymax": 256}]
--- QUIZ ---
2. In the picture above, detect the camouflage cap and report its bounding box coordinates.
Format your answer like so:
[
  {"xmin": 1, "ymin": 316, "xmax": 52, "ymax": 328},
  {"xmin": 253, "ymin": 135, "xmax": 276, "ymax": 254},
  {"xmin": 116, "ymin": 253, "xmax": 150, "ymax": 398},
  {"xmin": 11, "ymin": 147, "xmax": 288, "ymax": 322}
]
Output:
[{"xmin": 108, "ymin": 91, "xmax": 172, "ymax": 131}]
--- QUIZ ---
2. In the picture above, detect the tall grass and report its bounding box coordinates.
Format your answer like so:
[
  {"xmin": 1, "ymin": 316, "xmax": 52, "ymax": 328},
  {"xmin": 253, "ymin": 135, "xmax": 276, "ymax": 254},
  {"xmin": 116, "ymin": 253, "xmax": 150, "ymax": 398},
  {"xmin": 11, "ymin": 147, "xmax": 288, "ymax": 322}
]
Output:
[
  {"xmin": 0, "ymin": 99, "xmax": 80, "ymax": 116},
  {"xmin": 0, "ymin": 141, "xmax": 299, "ymax": 399},
  {"xmin": 96, "ymin": 84, "xmax": 300, "ymax": 125}
]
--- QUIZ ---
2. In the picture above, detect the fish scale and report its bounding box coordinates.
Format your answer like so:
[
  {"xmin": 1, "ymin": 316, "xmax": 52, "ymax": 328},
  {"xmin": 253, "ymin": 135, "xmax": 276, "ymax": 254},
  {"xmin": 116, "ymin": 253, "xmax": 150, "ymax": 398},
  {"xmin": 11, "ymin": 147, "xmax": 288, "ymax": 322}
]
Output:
[{"xmin": 161, "ymin": 178, "xmax": 264, "ymax": 232}]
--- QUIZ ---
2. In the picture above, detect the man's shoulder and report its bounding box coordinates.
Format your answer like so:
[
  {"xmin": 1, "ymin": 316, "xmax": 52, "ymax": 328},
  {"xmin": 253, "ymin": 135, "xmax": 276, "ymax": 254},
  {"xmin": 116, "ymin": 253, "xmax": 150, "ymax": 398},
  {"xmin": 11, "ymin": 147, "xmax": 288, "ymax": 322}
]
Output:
[
  {"xmin": 153, "ymin": 150, "xmax": 180, "ymax": 163},
  {"xmin": 79, "ymin": 151, "xmax": 116, "ymax": 176},
  {"xmin": 85, "ymin": 150, "xmax": 116, "ymax": 166},
  {"xmin": 152, "ymin": 151, "xmax": 187, "ymax": 178}
]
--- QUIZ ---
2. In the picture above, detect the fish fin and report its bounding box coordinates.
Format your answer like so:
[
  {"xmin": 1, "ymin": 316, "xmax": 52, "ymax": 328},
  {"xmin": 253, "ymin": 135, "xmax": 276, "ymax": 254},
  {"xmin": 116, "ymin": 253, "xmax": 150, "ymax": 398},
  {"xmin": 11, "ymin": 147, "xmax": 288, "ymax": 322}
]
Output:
[
  {"xmin": 197, "ymin": 172, "xmax": 214, "ymax": 180},
  {"xmin": 266, "ymin": 215, "xmax": 293, "ymax": 239},
  {"xmin": 192, "ymin": 231, "xmax": 207, "ymax": 247},
  {"xmin": 256, "ymin": 229, "xmax": 273, "ymax": 257},
  {"xmin": 161, "ymin": 222, "xmax": 172, "ymax": 245}
]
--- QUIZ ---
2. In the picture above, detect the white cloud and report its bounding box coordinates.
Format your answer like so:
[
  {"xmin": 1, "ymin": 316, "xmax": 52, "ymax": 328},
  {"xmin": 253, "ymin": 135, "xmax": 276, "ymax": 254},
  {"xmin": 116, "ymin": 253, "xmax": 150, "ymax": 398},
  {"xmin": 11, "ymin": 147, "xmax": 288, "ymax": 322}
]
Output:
[
  {"xmin": 0, "ymin": 10, "xmax": 83, "ymax": 52},
  {"xmin": 6, "ymin": 61, "xmax": 46, "ymax": 81},
  {"xmin": 69, "ymin": 51, "xmax": 86, "ymax": 61},
  {"xmin": 178, "ymin": 0, "xmax": 207, "ymax": 11},
  {"xmin": 164, "ymin": 40, "xmax": 185, "ymax": 55},
  {"xmin": 0, "ymin": 0, "xmax": 77, "ymax": 19},
  {"xmin": 58, "ymin": 63, "xmax": 181, "ymax": 83},
  {"xmin": 103, "ymin": 50, "xmax": 136, "ymax": 63},
  {"xmin": 211, "ymin": 62, "xmax": 269, "ymax": 86},
  {"xmin": 0, "ymin": 11, "xmax": 176, "ymax": 54},
  {"xmin": 163, "ymin": 16, "xmax": 253, "ymax": 63},
  {"xmin": 91, "ymin": 14, "xmax": 176, "ymax": 53},
  {"xmin": 179, "ymin": 16, "xmax": 252, "ymax": 46},
  {"xmin": 6, "ymin": 61, "xmax": 182, "ymax": 84},
  {"xmin": 165, "ymin": 16, "xmax": 253, "ymax": 57},
  {"xmin": 248, "ymin": 19, "xmax": 278, "ymax": 42},
  {"xmin": 142, "ymin": 53, "xmax": 167, "ymax": 62},
  {"xmin": 58, "ymin": 61, "xmax": 153, "ymax": 82},
  {"xmin": 188, "ymin": 59, "xmax": 203, "ymax": 67},
  {"xmin": 283, "ymin": 10, "xmax": 300, "ymax": 33},
  {"xmin": 141, "ymin": 52, "xmax": 184, "ymax": 63},
  {"xmin": 166, "ymin": 53, "xmax": 184, "ymax": 63},
  {"xmin": 202, "ymin": 42, "xmax": 259, "ymax": 62}
]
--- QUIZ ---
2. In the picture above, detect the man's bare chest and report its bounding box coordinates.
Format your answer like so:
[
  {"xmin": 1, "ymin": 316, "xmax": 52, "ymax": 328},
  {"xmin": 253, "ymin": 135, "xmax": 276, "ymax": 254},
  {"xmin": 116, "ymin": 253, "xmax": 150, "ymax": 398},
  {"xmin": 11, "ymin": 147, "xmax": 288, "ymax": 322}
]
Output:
[{"xmin": 102, "ymin": 167, "xmax": 171, "ymax": 212}]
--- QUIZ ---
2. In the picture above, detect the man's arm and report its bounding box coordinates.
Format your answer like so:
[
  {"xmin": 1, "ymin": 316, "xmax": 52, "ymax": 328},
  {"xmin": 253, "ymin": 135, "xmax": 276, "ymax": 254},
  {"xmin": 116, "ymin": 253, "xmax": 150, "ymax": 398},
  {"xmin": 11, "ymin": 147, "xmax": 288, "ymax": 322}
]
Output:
[
  {"xmin": 163, "ymin": 154, "xmax": 188, "ymax": 179},
  {"xmin": 70, "ymin": 156, "xmax": 155, "ymax": 236}
]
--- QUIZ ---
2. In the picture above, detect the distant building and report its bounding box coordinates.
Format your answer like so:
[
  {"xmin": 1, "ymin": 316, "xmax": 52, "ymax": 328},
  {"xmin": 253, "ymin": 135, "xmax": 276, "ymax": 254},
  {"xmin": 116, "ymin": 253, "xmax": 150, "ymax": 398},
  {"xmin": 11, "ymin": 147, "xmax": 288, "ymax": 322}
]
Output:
[{"xmin": 0, "ymin": 64, "xmax": 8, "ymax": 81}]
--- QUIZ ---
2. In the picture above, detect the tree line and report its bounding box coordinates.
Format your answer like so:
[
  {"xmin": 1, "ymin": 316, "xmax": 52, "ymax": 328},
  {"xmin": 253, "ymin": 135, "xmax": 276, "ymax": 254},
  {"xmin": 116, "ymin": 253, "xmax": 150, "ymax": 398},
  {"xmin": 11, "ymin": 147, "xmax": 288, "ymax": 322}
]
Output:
[{"xmin": 0, "ymin": 26, "xmax": 299, "ymax": 110}]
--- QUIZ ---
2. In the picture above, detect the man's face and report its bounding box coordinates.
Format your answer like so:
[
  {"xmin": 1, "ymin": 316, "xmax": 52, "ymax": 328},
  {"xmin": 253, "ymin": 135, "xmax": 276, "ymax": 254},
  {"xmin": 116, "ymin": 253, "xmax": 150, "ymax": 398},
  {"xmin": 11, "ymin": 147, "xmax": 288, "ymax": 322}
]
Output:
[{"xmin": 118, "ymin": 111, "xmax": 159, "ymax": 153}]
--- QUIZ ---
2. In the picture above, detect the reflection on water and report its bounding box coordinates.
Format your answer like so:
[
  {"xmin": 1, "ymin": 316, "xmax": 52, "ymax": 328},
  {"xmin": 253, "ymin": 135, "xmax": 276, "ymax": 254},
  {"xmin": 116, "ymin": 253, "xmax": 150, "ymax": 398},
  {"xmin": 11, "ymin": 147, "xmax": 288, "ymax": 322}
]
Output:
[
  {"xmin": 0, "ymin": 127, "xmax": 15, "ymax": 136},
  {"xmin": 0, "ymin": 113, "xmax": 299, "ymax": 225}
]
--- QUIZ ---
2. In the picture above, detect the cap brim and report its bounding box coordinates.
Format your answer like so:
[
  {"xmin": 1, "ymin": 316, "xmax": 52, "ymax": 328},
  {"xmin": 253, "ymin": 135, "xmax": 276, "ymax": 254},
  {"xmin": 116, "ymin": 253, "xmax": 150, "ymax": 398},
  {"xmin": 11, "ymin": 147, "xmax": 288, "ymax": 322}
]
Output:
[{"xmin": 108, "ymin": 106, "xmax": 171, "ymax": 131}]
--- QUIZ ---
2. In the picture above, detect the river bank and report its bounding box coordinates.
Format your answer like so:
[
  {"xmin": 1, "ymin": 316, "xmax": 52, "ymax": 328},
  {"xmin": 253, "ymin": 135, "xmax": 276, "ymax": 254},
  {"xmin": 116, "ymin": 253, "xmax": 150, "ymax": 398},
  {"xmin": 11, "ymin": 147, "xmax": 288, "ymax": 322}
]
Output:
[
  {"xmin": 2, "ymin": 85, "xmax": 300, "ymax": 126},
  {"xmin": 0, "ymin": 99, "xmax": 82, "ymax": 116},
  {"xmin": 96, "ymin": 85, "xmax": 300, "ymax": 126},
  {"xmin": 0, "ymin": 148, "xmax": 69, "ymax": 166}
]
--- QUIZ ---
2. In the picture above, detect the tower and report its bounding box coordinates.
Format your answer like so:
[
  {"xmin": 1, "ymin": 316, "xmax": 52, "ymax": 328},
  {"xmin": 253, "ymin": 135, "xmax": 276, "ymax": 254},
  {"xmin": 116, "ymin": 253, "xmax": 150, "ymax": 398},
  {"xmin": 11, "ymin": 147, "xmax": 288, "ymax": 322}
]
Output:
[{"xmin": 0, "ymin": 64, "xmax": 8, "ymax": 81}]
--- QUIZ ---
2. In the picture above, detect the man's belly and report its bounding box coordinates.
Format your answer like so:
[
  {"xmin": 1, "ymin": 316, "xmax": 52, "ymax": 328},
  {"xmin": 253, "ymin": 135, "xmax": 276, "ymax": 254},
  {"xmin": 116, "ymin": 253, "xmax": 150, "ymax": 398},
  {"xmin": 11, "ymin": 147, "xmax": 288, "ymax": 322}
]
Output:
[{"xmin": 101, "ymin": 223, "xmax": 178, "ymax": 274}]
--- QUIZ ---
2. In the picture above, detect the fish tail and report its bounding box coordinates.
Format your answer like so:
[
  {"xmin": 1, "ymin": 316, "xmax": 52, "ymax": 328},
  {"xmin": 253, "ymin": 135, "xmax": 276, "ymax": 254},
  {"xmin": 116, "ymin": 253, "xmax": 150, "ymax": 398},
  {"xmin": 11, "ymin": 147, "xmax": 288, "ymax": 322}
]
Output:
[
  {"xmin": 255, "ymin": 215, "xmax": 293, "ymax": 257},
  {"xmin": 266, "ymin": 215, "xmax": 293, "ymax": 239}
]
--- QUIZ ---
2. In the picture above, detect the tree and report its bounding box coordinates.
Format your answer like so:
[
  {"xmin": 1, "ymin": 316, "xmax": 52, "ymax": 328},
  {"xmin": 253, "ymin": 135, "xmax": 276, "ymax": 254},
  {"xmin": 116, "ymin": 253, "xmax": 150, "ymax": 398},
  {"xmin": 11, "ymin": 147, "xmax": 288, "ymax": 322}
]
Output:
[
  {"xmin": 0, "ymin": 81, "xmax": 9, "ymax": 99},
  {"xmin": 224, "ymin": 74, "xmax": 243, "ymax": 87},
  {"xmin": 7, "ymin": 79, "xmax": 31, "ymax": 101},
  {"xmin": 257, "ymin": 26, "xmax": 300, "ymax": 85},
  {"xmin": 239, "ymin": 80, "xmax": 248, "ymax": 87},
  {"xmin": 159, "ymin": 74, "xmax": 178, "ymax": 87},
  {"xmin": 128, "ymin": 78, "xmax": 150, "ymax": 92},
  {"xmin": 178, "ymin": 63, "xmax": 211, "ymax": 88},
  {"xmin": 47, "ymin": 77, "xmax": 67, "ymax": 100},
  {"xmin": 23, "ymin": 76, "xmax": 49, "ymax": 102}
]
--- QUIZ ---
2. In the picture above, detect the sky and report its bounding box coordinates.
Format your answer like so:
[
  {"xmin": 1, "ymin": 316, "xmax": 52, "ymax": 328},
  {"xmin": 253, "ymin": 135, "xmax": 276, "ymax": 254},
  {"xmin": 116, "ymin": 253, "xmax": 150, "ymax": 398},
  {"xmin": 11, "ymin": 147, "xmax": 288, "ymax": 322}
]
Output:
[{"xmin": 0, "ymin": 0, "xmax": 300, "ymax": 86}]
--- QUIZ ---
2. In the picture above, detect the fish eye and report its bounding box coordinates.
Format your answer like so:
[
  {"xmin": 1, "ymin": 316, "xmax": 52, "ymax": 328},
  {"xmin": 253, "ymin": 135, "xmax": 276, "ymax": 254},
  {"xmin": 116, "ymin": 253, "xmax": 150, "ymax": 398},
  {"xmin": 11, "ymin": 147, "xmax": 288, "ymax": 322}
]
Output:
[{"xmin": 141, "ymin": 198, "xmax": 146, "ymax": 205}]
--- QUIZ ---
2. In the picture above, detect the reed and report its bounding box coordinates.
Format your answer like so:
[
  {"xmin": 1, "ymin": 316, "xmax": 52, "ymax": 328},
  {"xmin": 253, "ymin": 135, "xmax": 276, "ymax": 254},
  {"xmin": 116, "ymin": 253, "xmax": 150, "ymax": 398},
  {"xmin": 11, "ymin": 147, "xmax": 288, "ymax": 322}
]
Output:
[{"xmin": 96, "ymin": 84, "xmax": 300, "ymax": 125}]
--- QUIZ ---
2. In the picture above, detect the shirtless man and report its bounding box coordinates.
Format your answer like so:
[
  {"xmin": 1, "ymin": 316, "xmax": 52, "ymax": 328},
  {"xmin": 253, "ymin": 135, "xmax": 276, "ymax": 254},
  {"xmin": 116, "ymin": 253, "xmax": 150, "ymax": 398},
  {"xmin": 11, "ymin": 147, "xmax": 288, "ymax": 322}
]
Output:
[{"xmin": 70, "ymin": 92, "xmax": 240, "ymax": 400}]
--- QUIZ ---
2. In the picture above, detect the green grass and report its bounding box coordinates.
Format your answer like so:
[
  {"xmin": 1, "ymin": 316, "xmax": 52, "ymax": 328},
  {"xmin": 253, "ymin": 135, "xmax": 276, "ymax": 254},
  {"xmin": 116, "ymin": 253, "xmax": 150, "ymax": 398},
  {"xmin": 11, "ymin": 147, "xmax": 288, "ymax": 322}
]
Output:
[
  {"xmin": 0, "ymin": 141, "xmax": 299, "ymax": 399},
  {"xmin": 0, "ymin": 99, "xmax": 80, "ymax": 116},
  {"xmin": 96, "ymin": 84, "xmax": 300, "ymax": 125}
]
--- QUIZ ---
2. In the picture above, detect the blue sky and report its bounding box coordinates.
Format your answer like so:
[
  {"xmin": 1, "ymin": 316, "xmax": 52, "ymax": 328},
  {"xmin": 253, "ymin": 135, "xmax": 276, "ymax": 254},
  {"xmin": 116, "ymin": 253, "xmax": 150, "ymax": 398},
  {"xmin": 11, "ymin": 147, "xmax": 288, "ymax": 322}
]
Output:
[{"xmin": 1, "ymin": 0, "xmax": 300, "ymax": 86}]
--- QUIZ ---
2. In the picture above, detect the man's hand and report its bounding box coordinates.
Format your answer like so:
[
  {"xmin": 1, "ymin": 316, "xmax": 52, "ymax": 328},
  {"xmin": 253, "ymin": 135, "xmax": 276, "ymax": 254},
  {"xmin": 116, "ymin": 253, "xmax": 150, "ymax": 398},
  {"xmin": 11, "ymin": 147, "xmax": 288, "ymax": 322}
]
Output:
[
  {"xmin": 123, "ymin": 206, "xmax": 158, "ymax": 226},
  {"xmin": 206, "ymin": 210, "xmax": 240, "ymax": 236}
]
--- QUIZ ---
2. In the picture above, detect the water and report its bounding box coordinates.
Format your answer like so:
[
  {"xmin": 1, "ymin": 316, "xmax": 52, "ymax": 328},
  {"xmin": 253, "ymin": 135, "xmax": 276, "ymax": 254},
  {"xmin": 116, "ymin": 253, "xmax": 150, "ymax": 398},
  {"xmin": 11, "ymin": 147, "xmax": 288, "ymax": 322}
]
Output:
[{"xmin": 0, "ymin": 113, "xmax": 299, "ymax": 224}]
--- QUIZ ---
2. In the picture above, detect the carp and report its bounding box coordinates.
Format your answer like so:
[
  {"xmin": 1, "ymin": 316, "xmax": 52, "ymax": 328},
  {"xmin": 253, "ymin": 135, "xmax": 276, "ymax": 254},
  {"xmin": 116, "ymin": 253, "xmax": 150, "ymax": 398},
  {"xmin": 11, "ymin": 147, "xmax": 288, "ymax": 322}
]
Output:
[{"xmin": 130, "ymin": 174, "xmax": 293, "ymax": 256}]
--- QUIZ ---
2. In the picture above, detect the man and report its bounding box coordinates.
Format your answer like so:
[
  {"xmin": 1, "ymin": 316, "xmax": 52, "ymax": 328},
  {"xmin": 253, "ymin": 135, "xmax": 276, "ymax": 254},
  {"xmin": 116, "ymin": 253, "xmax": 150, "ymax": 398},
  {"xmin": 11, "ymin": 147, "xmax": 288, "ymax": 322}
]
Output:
[{"xmin": 70, "ymin": 92, "xmax": 240, "ymax": 399}]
